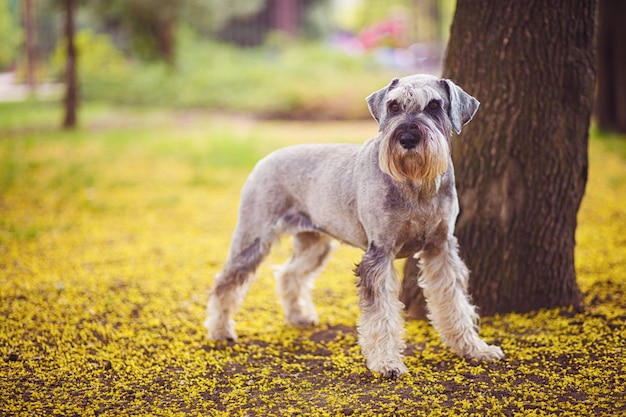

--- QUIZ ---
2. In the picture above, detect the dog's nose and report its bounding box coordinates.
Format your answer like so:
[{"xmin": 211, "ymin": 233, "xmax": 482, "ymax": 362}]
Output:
[{"xmin": 399, "ymin": 132, "xmax": 419, "ymax": 150}]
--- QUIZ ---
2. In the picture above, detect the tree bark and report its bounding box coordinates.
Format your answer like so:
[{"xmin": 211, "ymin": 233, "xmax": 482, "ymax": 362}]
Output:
[
  {"xmin": 154, "ymin": 15, "xmax": 176, "ymax": 67},
  {"xmin": 401, "ymin": 0, "xmax": 597, "ymax": 317},
  {"xmin": 596, "ymin": 0, "xmax": 626, "ymax": 133},
  {"xmin": 62, "ymin": 0, "xmax": 78, "ymax": 129},
  {"xmin": 274, "ymin": 0, "xmax": 299, "ymax": 37}
]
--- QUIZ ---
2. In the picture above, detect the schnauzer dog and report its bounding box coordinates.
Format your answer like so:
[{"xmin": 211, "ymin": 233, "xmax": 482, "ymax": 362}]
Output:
[{"xmin": 205, "ymin": 74, "xmax": 504, "ymax": 377}]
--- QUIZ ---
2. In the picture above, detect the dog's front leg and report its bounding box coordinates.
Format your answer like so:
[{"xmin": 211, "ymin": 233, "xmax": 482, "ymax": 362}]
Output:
[
  {"xmin": 418, "ymin": 236, "xmax": 504, "ymax": 360},
  {"xmin": 355, "ymin": 243, "xmax": 408, "ymax": 377}
]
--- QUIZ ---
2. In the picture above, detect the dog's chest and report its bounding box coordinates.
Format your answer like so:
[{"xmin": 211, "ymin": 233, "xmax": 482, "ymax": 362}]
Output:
[
  {"xmin": 395, "ymin": 203, "xmax": 445, "ymax": 258},
  {"xmin": 385, "ymin": 184, "xmax": 451, "ymax": 258}
]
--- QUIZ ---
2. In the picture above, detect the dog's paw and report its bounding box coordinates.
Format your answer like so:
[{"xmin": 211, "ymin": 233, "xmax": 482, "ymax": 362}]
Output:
[
  {"xmin": 382, "ymin": 366, "xmax": 407, "ymax": 379},
  {"xmin": 286, "ymin": 310, "xmax": 319, "ymax": 328},
  {"xmin": 204, "ymin": 318, "xmax": 237, "ymax": 341},
  {"xmin": 369, "ymin": 360, "xmax": 409, "ymax": 378},
  {"xmin": 480, "ymin": 344, "xmax": 505, "ymax": 360},
  {"xmin": 466, "ymin": 343, "xmax": 504, "ymax": 361},
  {"xmin": 207, "ymin": 329, "xmax": 237, "ymax": 342}
]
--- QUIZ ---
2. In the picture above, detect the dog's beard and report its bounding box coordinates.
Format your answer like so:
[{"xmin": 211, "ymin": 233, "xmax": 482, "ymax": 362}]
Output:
[{"xmin": 379, "ymin": 122, "xmax": 450, "ymax": 183}]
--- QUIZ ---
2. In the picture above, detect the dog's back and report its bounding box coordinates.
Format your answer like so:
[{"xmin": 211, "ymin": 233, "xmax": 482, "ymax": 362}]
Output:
[{"xmin": 242, "ymin": 143, "xmax": 369, "ymax": 249}]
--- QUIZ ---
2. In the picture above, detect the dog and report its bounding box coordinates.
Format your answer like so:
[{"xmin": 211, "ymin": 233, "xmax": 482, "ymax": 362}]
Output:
[{"xmin": 205, "ymin": 74, "xmax": 504, "ymax": 377}]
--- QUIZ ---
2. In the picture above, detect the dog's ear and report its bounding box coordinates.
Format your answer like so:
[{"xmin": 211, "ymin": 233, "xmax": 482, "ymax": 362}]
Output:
[
  {"xmin": 366, "ymin": 78, "xmax": 399, "ymax": 125},
  {"xmin": 441, "ymin": 79, "xmax": 480, "ymax": 135}
]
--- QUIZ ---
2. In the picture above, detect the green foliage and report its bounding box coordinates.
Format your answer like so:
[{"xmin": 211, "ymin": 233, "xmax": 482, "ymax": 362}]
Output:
[
  {"xmin": 591, "ymin": 124, "xmax": 626, "ymax": 160},
  {"xmin": 51, "ymin": 29, "xmax": 130, "ymax": 99},
  {"xmin": 0, "ymin": 101, "xmax": 61, "ymax": 131},
  {"xmin": 49, "ymin": 27, "xmax": 396, "ymax": 118},
  {"xmin": 85, "ymin": 0, "xmax": 266, "ymax": 62},
  {"xmin": 344, "ymin": 0, "xmax": 457, "ymax": 43},
  {"xmin": 0, "ymin": 0, "xmax": 22, "ymax": 69},
  {"xmin": 181, "ymin": 0, "xmax": 266, "ymax": 32}
]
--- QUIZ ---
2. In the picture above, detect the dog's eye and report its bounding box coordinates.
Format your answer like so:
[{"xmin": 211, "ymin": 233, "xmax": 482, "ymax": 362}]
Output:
[
  {"xmin": 427, "ymin": 100, "xmax": 440, "ymax": 111},
  {"xmin": 389, "ymin": 102, "xmax": 401, "ymax": 114}
]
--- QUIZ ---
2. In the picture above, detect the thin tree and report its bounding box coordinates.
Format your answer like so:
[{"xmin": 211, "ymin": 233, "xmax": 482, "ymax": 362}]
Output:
[
  {"xmin": 62, "ymin": 0, "xmax": 78, "ymax": 129},
  {"xmin": 401, "ymin": 0, "xmax": 598, "ymax": 317},
  {"xmin": 596, "ymin": 0, "xmax": 626, "ymax": 133},
  {"xmin": 22, "ymin": 0, "xmax": 36, "ymax": 92}
]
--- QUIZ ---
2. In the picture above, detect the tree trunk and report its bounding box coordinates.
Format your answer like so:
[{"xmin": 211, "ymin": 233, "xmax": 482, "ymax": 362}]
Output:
[
  {"xmin": 154, "ymin": 14, "xmax": 176, "ymax": 67},
  {"xmin": 274, "ymin": 0, "xmax": 299, "ymax": 37},
  {"xmin": 22, "ymin": 0, "xmax": 36, "ymax": 92},
  {"xmin": 596, "ymin": 0, "xmax": 626, "ymax": 133},
  {"xmin": 62, "ymin": 0, "xmax": 78, "ymax": 129},
  {"xmin": 401, "ymin": 0, "xmax": 597, "ymax": 317}
]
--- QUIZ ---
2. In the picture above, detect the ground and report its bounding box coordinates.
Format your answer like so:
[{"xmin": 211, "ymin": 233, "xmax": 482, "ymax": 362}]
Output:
[{"xmin": 0, "ymin": 103, "xmax": 625, "ymax": 416}]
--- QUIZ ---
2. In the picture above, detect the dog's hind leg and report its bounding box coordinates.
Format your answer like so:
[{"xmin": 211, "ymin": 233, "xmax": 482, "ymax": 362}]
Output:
[
  {"xmin": 274, "ymin": 232, "xmax": 334, "ymax": 327},
  {"xmin": 205, "ymin": 226, "xmax": 274, "ymax": 341}
]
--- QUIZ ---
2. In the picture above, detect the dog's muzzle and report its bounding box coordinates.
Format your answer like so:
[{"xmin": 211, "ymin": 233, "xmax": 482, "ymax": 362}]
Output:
[{"xmin": 397, "ymin": 124, "xmax": 423, "ymax": 150}]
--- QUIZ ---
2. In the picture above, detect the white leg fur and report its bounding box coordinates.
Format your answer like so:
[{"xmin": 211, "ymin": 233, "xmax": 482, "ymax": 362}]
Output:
[
  {"xmin": 205, "ymin": 270, "xmax": 256, "ymax": 341},
  {"xmin": 205, "ymin": 229, "xmax": 272, "ymax": 341},
  {"xmin": 418, "ymin": 237, "xmax": 504, "ymax": 360},
  {"xmin": 274, "ymin": 233, "xmax": 333, "ymax": 327},
  {"xmin": 357, "ymin": 255, "xmax": 408, "ymax": 377}
]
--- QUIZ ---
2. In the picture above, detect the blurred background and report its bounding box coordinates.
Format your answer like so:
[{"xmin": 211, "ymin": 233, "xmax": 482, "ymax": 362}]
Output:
[{"xmin": 0, "ymin": 0, "xmax": 457, "ymax": 121}]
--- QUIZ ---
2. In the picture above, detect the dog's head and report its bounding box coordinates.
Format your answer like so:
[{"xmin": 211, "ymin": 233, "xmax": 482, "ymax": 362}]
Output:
[{"xmin": 366, "ymin": 74, "xmax": 479, "ymax": 183}]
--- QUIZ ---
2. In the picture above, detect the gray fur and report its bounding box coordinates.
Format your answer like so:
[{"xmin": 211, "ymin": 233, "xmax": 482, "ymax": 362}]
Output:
[
  {"xmin": 205, "ymin": 74, "xmax": 503, "ymax": 378},
  {"xmin": 440, "ymin": 78, "xmax": 480, "ymax": 134}
]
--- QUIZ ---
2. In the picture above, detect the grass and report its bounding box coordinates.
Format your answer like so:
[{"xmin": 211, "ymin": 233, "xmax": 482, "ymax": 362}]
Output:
[{"xmin": 1, "ymin": 101, "xmax": 625, "ymax": 416}]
